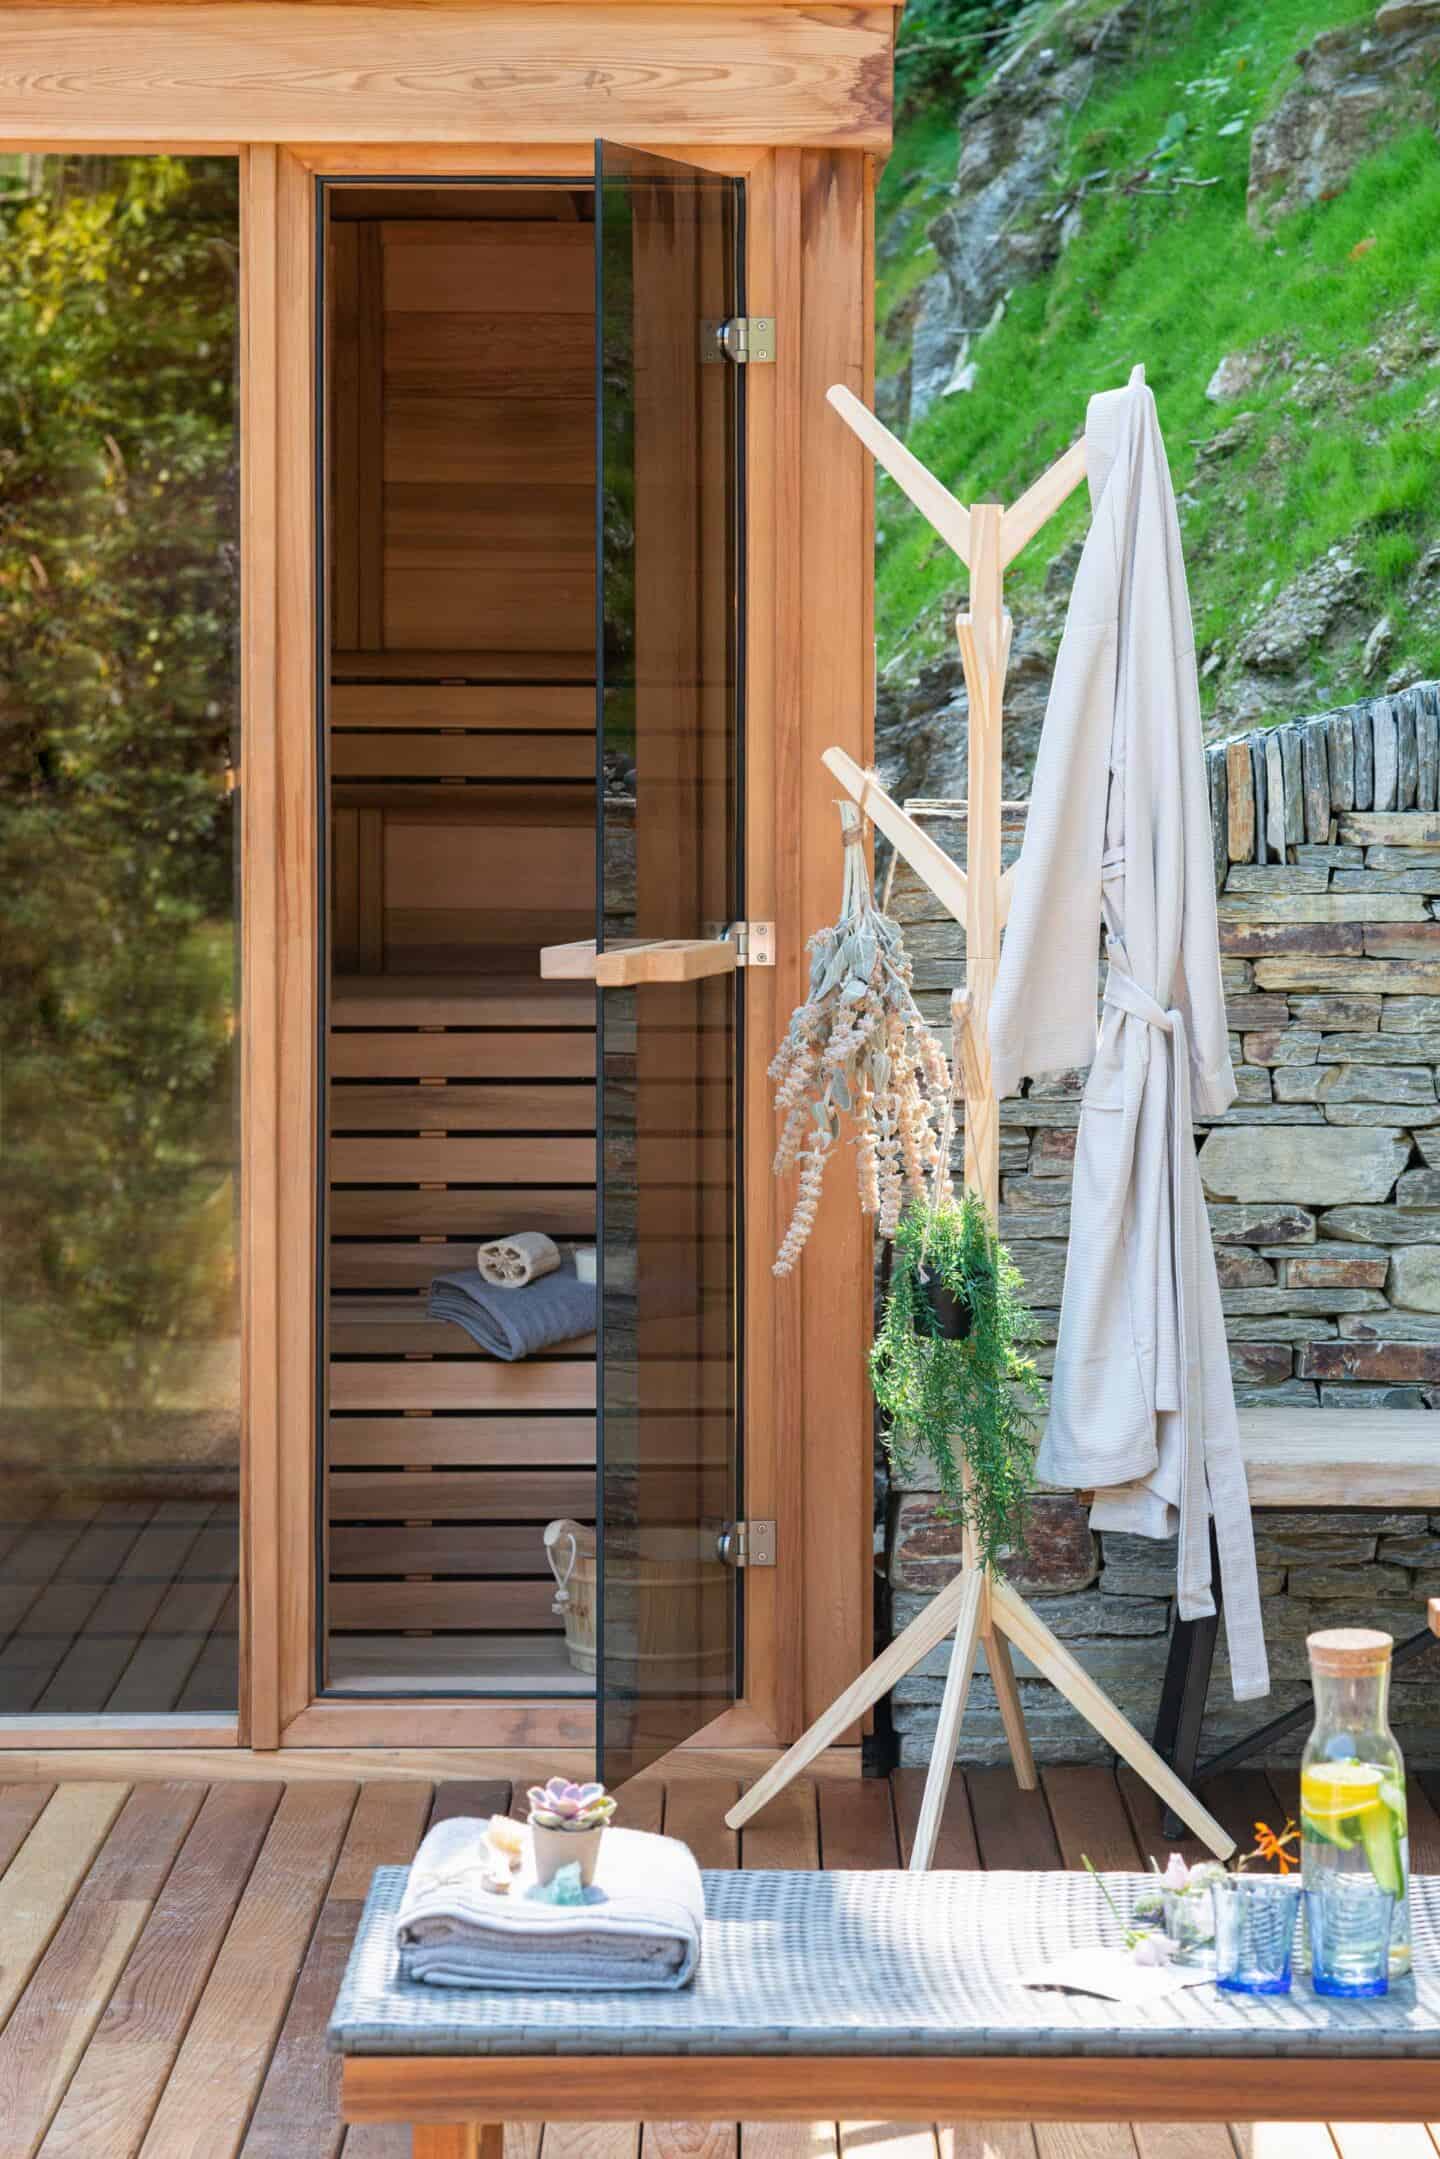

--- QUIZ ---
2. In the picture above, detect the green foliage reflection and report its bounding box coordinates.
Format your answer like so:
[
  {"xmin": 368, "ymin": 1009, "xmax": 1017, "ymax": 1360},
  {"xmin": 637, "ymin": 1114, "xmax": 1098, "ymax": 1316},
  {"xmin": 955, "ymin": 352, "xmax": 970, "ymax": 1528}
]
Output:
[{"xmin": 0, "ymin": 155, "xmax": 240, "ymax": 1474}]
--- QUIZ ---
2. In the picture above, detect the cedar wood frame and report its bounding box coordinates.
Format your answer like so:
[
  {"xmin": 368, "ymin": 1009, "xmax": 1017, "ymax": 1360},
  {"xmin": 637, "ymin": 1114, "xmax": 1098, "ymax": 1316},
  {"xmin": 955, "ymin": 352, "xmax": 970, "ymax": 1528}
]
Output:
[{"xmin": 0, "ymin": 4, "xmax": 890, "ymax": 1760}]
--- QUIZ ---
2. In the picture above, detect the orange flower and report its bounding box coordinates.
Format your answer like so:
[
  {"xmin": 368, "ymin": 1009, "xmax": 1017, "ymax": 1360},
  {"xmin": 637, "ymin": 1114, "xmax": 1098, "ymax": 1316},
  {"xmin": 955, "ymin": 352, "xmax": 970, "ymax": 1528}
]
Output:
[{"xmin": 1246, "ymin": 1818, "xmax": 1300, "ymax": 1874}]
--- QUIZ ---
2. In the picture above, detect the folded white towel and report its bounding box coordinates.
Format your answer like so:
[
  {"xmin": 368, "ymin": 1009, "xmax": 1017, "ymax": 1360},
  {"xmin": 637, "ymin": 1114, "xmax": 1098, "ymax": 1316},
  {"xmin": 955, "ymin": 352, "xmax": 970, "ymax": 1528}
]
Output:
[{"xmin": 395, "ymin": 1820, "xmax": 704, "ymax": 1991}]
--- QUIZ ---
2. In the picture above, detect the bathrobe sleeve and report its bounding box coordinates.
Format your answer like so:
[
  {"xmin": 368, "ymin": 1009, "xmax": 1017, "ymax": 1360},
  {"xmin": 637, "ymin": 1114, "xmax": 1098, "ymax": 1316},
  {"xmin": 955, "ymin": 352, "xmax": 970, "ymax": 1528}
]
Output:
[
  {"xmin": 993, "ymin": 418, "xmax": 1122, "ymax": 1105},
  {"xmin": 986, "ymin": 509, "xmax": 1119, "ymax": 1102}
]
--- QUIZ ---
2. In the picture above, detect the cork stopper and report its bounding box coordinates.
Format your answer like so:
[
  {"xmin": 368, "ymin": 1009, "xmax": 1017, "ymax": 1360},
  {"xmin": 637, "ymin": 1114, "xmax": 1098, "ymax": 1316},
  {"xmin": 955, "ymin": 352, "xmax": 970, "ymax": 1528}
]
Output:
[{"xmin": 1307, "ymin": 1627, "xmax": 1393, "ymax": 1676}]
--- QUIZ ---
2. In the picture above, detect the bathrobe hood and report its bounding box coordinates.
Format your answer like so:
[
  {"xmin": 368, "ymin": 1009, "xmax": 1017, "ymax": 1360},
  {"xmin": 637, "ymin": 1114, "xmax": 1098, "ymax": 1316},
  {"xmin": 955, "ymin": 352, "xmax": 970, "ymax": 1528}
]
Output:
[{"xmin": 988, "ymin": 364, "xmax": 1269, "ymax": 1702}]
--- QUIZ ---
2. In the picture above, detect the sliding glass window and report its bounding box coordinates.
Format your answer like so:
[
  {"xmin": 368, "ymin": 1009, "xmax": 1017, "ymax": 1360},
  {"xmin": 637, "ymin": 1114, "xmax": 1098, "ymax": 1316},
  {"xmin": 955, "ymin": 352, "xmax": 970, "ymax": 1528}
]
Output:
[{"xmin": 0, "ymin": 154, "xmax": 241, "ymax": 1720}]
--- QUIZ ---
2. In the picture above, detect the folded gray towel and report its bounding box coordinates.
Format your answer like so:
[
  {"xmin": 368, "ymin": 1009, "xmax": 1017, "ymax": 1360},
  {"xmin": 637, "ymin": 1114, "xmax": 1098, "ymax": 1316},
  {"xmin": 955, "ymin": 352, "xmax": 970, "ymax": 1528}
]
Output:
[
  {"xmin": 395, "ymin": 1821, "xmax": 704, "ymax": 1991},
  {"xmin": 427, "ymin": 1259, "xmax": 595, "ymax": 1360}
]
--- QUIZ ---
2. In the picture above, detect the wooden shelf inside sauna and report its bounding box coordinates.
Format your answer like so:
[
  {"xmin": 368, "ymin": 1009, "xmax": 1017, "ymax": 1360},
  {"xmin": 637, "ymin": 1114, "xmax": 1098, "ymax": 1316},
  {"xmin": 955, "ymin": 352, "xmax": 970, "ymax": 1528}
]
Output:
[{"xmin": 322, "ymin": 181, "xmax": 600, "ymax": 1698}]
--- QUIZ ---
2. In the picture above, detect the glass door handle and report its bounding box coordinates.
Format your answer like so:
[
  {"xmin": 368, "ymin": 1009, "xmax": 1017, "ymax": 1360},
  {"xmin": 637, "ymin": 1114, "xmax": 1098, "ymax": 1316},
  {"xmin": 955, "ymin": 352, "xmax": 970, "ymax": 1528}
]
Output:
[
  {"xmin": 539, "ymin": 936, "xmax": 739, "ymax": 985},
  {"xmin": 594, "ymin": 938, "xmax": 740, "ymax": 987},
  {"xmin": 539, "ymin": 940, "xmax": 600, "ymax": 979}
]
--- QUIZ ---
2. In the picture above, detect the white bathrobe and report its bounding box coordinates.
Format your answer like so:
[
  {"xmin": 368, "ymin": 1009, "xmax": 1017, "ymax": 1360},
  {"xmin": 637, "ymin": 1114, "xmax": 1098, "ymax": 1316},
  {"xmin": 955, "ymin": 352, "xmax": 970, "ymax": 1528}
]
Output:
[{"xmin": 989, "ymin": 365, "xmax": 1269, "ymax": 1702}]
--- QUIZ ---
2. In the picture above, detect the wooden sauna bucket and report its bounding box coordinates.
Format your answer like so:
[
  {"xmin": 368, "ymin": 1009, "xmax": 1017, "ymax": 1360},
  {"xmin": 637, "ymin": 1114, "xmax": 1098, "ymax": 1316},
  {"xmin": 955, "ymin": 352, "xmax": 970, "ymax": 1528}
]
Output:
[{"xmin": 543, "ymin": 1519, "xmax": 730, "ymax": 1679}]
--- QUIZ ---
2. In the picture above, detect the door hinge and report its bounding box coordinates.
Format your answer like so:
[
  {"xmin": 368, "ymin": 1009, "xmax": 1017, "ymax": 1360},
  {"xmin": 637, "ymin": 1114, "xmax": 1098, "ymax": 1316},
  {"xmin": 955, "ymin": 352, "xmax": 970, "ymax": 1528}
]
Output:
[
  {"xmin": 725, "ymin": 920, "xmax": 775, "ymax": 967},
  {"xmin": 717, "ymin": 1519, "xmax": 777, "ymax": 1568},
  {"xmin": 705, "ymin": 316, "xmax": 776, "ymax": 365}
]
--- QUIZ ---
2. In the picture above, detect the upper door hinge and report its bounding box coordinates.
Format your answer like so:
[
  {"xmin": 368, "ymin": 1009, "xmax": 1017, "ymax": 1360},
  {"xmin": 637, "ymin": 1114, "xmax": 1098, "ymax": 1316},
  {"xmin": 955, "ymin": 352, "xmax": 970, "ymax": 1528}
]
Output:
[
  {"xmin": 717, "ymin": 1519, "xmax": 777, "ymax": 1568},
  {"xmin": 725, "ymin": 920, "xmax": 775, "ymax": 967},
  {"xmin": 705, "ymin": 316, "xmax": 776, "ymax": 365}
]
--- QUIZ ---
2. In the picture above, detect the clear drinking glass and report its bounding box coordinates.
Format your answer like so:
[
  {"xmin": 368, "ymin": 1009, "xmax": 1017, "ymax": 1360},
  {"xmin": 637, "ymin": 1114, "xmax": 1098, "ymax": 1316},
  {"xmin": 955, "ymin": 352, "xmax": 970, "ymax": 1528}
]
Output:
[
  {"xmin": 1212, "ymin": 1875, "xmax": 1303, "ymax": 1995},
  {"xmin": 1161, "ymin": 1887, "xmax": 1216, "ymax": 1967},
  {"xmin": 1307, "ymin": 1872, "xmax": 1393, "ymax": 1998},
  {"xmin": 1301, "ymin": 1628, "xmax": 1410, "ymax": 1979}
]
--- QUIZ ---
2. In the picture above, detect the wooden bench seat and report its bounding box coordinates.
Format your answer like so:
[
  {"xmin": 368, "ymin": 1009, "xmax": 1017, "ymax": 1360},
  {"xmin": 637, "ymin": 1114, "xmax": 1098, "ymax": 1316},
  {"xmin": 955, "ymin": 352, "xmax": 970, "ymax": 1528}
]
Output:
[
  {"xmin": 1238, "ymin": 1405, "xmax": 1439, "ymax": 1508},
  {"xmin": 1153, "ymin": 1406, "xmax": 1440, "ymax": 1824}
]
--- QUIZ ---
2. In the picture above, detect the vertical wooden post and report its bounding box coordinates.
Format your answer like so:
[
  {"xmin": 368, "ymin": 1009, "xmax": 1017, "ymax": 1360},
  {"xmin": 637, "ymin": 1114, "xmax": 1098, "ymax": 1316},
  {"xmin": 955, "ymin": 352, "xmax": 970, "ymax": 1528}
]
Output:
[
  {"xmin": 950, "ymin": 501, "xmax": 1036, "ymax": 1791},
  {"xmin": 956, "ymin": 503, "xmax": 1005, "ymax": 1222},
  {"xmin": 412, "ymin": 2125, "xmax": 495, "ymax": 2159},
  {"xmin": 796, "ymin": 149, "xmax": 875, "ymax": 1735},
  {"xmin": 240, "ymin": 142, "xmax": 281, "ymax": 1753}
]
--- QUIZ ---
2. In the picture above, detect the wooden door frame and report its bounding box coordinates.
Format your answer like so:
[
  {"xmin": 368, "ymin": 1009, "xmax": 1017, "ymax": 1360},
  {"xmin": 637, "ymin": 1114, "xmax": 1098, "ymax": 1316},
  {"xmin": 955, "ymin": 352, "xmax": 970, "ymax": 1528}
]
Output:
[
  {"xmin": 0, "ymin": 121, "xmax": 876, "ymax": 1763},
  {"xmin": 250, "ymin": 136, "xmax": 873, "ymax": 1758}
]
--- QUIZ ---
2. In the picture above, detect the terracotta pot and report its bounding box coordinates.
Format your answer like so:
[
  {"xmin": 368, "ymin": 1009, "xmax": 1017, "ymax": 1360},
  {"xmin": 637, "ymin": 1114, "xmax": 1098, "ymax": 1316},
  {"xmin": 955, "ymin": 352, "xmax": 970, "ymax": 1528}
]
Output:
[{"xmin": 530, "ymin": 1820, "xmax": 605, "ymax": 1888}]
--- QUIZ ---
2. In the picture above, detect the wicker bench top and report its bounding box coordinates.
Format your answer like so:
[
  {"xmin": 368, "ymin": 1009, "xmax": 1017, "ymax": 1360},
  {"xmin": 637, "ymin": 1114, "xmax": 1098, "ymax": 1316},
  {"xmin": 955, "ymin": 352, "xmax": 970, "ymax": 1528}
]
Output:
[{"xmin": 329, "ymin": 1867, "xmax": 1440, "ymax": 2060}]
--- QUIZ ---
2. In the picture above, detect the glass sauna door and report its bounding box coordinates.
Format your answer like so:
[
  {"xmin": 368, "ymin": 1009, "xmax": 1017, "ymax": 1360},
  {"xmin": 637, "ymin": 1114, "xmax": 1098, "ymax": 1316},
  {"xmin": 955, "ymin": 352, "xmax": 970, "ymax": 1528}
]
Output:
[{"xmin": 595, "ymin": 143, "xmax": 743, "ymax": 1782}]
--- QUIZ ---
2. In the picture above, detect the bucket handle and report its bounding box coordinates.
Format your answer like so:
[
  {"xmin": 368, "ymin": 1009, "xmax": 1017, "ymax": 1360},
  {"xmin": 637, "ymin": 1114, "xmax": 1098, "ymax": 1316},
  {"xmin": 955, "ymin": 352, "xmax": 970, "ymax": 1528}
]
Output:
[{"xmin": 543, "ymin": 1518, "xmax": 590, "ymax": 1614}]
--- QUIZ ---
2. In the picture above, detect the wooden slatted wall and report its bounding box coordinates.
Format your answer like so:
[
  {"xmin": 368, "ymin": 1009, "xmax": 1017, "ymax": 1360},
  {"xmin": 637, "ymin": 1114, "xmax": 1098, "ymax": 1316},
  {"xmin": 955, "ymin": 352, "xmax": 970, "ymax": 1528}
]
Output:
[{"xmin": 327, "ymin": 975, "xmax": 597, "ymax": 1693}]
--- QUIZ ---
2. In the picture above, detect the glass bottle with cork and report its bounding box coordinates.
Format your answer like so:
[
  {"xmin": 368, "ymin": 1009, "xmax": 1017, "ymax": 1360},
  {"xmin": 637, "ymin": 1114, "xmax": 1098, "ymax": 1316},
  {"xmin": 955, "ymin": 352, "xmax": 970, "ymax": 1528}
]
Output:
[{"xmin": 1300, "ymin": 1627, "xmax": 1409, "ymax": 1979}]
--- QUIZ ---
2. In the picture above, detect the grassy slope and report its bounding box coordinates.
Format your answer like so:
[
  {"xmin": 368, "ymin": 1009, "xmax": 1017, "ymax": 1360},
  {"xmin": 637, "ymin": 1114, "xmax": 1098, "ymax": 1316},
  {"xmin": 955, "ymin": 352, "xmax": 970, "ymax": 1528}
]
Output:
[{"xmin": 874, "ymin": 0, "xmax": 1440, "ymax": 713}]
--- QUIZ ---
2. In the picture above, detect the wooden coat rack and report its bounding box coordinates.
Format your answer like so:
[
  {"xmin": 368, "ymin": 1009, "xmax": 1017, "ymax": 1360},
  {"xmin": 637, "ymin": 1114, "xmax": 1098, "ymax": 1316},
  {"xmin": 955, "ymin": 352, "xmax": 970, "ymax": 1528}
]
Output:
[{"xmin": 726, "ymin": 387, "xmax": 1236, "ymax": 1867}]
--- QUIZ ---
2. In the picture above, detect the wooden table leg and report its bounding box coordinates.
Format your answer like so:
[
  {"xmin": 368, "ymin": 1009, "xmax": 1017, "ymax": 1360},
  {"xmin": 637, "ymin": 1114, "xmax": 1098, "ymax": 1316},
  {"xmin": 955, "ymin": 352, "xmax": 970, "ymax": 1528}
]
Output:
[{"xmin": 413, "ymin": 2126, "xmax": 502, "ymax": 2158}]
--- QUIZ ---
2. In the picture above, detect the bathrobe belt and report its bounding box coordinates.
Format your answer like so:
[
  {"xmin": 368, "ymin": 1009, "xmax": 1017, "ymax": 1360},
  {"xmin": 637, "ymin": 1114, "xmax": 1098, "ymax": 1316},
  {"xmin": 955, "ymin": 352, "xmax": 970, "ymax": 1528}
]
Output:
[
  {"xmin": 1101, "ymin": 959, "xmax": 1269, "ymax": 1699},
  {"xmin": 1101, "ymin": 963, "xmax": 1210, "ymax": 1613}
]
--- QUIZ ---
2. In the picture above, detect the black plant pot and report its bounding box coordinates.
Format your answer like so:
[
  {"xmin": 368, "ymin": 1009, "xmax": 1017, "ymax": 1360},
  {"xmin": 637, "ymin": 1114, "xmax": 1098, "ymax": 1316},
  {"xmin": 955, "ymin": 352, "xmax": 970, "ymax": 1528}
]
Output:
[{"xmin": 918, "ymin": 1266, "xmax": 973, "ymax": 1341}]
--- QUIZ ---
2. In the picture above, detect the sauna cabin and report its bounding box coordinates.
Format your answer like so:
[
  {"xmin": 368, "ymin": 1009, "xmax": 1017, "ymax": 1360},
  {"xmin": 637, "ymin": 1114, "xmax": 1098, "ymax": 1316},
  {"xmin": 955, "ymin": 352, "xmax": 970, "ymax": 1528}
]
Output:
[{"xmin": 0, "ymin": 2, "xmax": 891, "ymax": 1775}]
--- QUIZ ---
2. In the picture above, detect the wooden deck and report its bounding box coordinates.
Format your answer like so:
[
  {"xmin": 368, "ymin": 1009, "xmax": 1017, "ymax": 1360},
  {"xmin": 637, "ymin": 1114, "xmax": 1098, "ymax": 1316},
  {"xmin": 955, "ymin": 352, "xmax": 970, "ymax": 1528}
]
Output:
[{"xmin": 0, "ymin": 1762, "xmax": 1437, "ymax": 2156}]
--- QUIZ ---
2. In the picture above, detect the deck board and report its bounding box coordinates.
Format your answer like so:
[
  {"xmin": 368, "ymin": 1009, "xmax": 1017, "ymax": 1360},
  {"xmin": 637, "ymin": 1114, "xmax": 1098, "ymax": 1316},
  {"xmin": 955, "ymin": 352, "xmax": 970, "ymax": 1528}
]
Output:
[
  {"xmin": 39, "ymin": 1781, "xmax": 284, "ymax": 2159},
  {"xmin": 137, "ymin": 1781, "xmax": 357, "ymax": 2158},
  {"xmin": 0, "ymin": 1768, "xmax": 1430, "ymax": 2156},
  {"xmin": 0, "ymin": 1781, "xmax": 130, "ymax": 2027},
  {"xmin": 241, "ymin": 1782, "xmax": 434, "ymax": 2159},
  {"xmin": 0, "ymin": 1780, "xmax": 202, "ymax": 2155}
]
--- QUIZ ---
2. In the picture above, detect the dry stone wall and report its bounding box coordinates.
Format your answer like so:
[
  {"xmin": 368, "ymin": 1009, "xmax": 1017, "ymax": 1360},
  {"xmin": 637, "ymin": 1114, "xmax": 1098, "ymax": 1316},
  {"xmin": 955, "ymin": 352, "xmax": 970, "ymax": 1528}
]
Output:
[{"xmin": 884, "ymin": 682, "xmax": 1440, "ymax": 1771}]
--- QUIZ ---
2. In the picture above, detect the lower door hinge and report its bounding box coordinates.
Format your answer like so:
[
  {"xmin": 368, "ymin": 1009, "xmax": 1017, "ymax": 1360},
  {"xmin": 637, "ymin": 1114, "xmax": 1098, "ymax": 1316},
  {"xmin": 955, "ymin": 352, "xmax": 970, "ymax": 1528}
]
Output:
[
  {"xmin": 717, "ymin": 1519, "xmax": 776, "ymax": 1569},
  {"xmin": 725, "ymin": 920, "xmax": 774, "ymax": 967},
  {"xmin": 705, "ymin": 316, "xmax": 776, "ymax": 365}
]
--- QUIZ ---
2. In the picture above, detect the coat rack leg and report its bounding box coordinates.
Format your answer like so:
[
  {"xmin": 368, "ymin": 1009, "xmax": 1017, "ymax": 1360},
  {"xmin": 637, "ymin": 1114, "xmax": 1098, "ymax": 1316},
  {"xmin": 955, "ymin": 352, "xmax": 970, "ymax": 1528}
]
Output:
[
  {"xmin": 990, "ymin": 1577, "xmax": 1235, "ymax": 1859},
  {"xmin": 907, "ymin": 1566, "xmax": 985, "ymax": 1870},
  {"xmin": 724, "ymin": 1562, "xmax": 984, "ymax": 1832},
  {"xmin": 982, "ymin": 1620, "xmax": 1037, "ymax": 1791}
]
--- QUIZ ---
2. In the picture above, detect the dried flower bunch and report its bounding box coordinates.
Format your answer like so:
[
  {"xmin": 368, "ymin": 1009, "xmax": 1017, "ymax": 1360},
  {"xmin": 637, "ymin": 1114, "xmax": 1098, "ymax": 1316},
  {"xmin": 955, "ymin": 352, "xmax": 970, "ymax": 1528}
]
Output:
[
  {"xmin": 770, "ymin": 800, "xmax": 953, "ymax": 1275},
  {"xmin": 526, "ymin": 1777, "xmax": 616, "ymax": 1833}
]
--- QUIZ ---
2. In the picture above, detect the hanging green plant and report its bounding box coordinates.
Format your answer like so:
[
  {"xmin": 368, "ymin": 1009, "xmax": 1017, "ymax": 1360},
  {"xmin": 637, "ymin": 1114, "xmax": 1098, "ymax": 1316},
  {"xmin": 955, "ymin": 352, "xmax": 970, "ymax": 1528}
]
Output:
[{"xmin": 871, "ymin": 1191, "xmax": 1045, "ymax": 1571}]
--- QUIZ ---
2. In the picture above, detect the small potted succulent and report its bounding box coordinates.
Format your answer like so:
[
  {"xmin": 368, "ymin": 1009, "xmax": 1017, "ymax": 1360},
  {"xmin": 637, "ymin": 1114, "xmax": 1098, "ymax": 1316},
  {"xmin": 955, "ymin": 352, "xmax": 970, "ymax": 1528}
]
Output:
[{"xmin": 526, "ymin": 1776, "xmax": 617, "ymax": 1887}]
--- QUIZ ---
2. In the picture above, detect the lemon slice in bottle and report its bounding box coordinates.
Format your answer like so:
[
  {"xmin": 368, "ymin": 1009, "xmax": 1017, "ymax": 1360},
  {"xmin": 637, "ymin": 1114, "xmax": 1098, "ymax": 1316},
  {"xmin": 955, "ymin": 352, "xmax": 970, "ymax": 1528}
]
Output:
[
  {"xmin": 1301, "ymin": 1761, "xmax": 1385, "ymax": 1852},
  {"xmin": 1301, "ymin": 1762, "xmax": 1385, "ymax": 1814},
  {"xmin": 1301, "ymin": 1762, "xmax": 1403, "ymax": 1892}
]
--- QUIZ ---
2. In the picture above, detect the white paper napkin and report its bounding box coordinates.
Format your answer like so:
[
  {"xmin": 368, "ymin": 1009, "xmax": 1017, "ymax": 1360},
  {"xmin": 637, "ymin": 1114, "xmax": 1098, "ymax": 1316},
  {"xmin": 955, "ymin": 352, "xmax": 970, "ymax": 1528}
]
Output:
[{"xmin": 1021, "ymin": 1946, "xmax": 1214, "ymax": 2006}]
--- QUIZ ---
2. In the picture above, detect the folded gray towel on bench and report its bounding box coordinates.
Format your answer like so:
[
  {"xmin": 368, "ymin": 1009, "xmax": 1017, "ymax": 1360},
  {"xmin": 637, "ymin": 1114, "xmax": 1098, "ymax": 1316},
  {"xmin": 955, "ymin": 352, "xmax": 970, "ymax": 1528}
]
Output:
[
  {"xmin": 427, "ymin": 1258, "xmax": 595, "ymax": 1361},
  {"xmin": 396, "ymin": 1821, "xmax": 704, "ymax": 1991}
]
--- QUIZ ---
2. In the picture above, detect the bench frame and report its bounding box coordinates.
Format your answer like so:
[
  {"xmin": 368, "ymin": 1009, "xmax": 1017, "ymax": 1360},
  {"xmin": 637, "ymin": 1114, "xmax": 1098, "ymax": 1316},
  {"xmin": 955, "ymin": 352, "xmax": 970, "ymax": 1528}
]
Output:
[{"xmin": 341, "ymin": 2052, "xmax": 1440, "ymax": 2150}]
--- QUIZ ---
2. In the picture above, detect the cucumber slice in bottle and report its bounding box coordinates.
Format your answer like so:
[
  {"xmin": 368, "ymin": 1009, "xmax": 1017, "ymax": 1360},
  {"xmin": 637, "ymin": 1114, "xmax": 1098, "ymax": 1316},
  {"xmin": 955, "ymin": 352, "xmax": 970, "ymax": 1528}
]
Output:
[
  {"xmin": 1302, "ymin": 1810, "xmax": 1358, "ymax": 1851},
  {"xmin": 1360, "ymin": 1804, "xmax": 1404, "ymax": 1898},
  {"xmin": 1379, "ymin": 1776, "xmax": 1407, "ymax": 1830}
]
